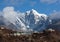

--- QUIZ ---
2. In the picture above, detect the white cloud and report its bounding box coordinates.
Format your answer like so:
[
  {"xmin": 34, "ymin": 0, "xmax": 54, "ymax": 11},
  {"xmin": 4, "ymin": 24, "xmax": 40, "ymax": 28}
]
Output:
[
  {"xmin": 3, "ymin": 7, "xmax": 18, "ymax": 25},
  {"xmin": 50, "ymin": 10, "xmax": 60, "ymax": 19},
  {"xmin": 0, "ymin": 11, "xmax": 3, "ymax": 16},
  {"xmin": 2, "ymin": 7, "xmax": 27, "ymax": 31},
  {"xmin": 3, "ymin": 0, "xmax": 25, "ymax": 6},
  {"xmin": 40, "ymin": 0, "xmax": 58, "ymax": 4}
]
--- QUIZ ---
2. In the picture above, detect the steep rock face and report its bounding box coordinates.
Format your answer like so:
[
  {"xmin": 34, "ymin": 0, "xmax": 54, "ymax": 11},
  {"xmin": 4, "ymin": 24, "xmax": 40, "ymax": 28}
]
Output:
[
  {"xmin": 0, "ymin": 9, "xmax": 50, "ymax": 32},
  {"xmin": 25, "ymin": 9, "xmax": 49, "ymax": 31}
]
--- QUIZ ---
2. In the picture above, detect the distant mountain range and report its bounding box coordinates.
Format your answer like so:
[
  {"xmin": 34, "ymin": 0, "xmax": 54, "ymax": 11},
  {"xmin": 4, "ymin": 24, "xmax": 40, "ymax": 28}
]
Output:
[{"xmin": 47, "ymin": 19, "xmax": 60, "ymax": 31}]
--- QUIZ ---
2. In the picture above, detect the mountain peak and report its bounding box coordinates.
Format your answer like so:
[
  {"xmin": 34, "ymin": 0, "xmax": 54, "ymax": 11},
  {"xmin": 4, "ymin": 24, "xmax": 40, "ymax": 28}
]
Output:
[
  {"xmin": 31, "ymin": 9, "xmax": 38, "ymax": 14},
  {"xmin": 31, "ymin": 9, "xmax": 36, "ymax": 12},
  {"xmin": 26, "ymin": 9, "xmax": 38, "ymax": 15}
]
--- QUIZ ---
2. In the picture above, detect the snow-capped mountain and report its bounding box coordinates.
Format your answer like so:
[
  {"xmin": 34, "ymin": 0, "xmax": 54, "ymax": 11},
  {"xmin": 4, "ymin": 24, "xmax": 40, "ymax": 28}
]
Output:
[
  {"xmin": 25, "ymin": 9, "xmax": 50, "ymax": 31},
  {"xmin": 0, "ymin": 9, "xmax": 51, "ymax": 32}
]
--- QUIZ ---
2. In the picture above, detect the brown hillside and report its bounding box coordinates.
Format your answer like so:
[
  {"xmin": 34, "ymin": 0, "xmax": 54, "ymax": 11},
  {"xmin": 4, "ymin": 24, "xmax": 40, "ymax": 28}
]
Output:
[{"xmin": 0, "ymin": 26, "xmax": 60, "ymax": 42}]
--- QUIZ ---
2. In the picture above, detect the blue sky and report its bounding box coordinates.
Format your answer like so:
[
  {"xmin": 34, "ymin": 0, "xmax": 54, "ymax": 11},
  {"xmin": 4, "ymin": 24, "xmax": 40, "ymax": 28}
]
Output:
[{"xmin": 0, "ymin": 0, "xmax": 60, "ymax": 15}]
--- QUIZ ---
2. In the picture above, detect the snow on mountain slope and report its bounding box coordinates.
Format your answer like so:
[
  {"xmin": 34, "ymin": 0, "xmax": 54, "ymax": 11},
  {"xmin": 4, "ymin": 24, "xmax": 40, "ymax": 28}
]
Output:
[
  {"xmin": 0, "ymin": 7, "xmax": 50, "ymax": 32},
  {"xmin": 25, "ymin": 9, "xmax": 49, "ymax": 31}
]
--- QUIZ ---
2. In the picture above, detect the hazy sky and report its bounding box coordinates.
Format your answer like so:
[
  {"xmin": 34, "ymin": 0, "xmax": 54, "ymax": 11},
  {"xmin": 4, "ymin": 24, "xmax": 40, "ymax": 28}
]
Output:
[{"xmin": 0, "ymin": 0, "xmax": 60, "ymax": 15}]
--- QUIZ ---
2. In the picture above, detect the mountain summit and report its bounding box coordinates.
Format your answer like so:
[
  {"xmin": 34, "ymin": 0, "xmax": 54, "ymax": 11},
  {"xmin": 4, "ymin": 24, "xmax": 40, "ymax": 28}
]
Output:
[{"xmin": 0, "ymin": 9, "xmax": 51, "ymax": 32}]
